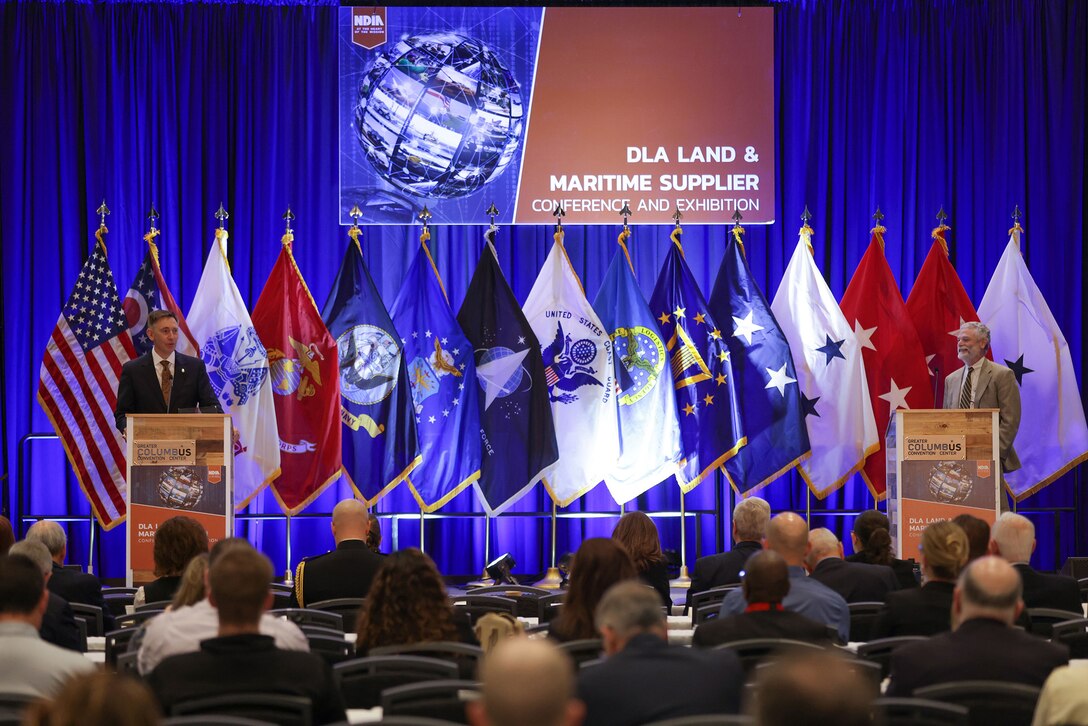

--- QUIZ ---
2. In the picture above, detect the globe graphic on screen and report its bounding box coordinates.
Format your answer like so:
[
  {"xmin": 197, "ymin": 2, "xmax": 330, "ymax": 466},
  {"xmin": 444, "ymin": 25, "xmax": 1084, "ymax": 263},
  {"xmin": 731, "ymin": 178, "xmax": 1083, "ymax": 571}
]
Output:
[{"xmin": 353, "ymin": 32, "xmax": 524, "ymax": 199}]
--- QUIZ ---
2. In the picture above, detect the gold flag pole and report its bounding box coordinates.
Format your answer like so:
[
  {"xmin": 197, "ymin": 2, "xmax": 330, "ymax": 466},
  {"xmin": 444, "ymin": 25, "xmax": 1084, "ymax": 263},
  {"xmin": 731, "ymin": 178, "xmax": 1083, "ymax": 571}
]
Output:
[
  {"xmin": 669, "ymin": 209, "xmax": 692, "ymax": 589},
  {"xmin": 617, "ymin": 203, "xmax": 633, "ymax": 518},
  {"xmin": 413, "ymin": 206, "xmax": 431, "ymax": 551}
]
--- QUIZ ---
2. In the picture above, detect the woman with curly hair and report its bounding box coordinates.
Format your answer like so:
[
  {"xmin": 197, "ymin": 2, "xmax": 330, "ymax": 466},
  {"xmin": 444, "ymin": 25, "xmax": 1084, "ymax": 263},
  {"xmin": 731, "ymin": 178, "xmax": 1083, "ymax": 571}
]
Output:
[
  {"xmin": 136, "ymin": 515, "xmax": 209, "ymax": 606},
  {"xmin": 612, "ymin": 511, "xmax": 672, "ymax": 609},
  {"xmin": 550, "ymin": 538, "xmax": 637, "ymax": 643},
  {"xmin": 355, "ymin": 548, "xmax": 473, "ymax": 654},
  {"xmin": 845, "ymin": 509, "xmax": 918, "ymax": 589}
]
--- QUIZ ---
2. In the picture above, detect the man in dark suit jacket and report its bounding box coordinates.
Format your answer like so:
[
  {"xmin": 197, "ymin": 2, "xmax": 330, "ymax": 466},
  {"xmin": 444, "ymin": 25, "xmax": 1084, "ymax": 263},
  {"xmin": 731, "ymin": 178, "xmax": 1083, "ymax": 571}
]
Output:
[
  {"xmin": 694, "ymin": 550, "xmax": 831, "ymax": 647},
  {"xmin": 9, "ymin": 540, "xmax": 81, "ymax": 652},
  {"xmin": 114, "ymin": 310, "xmax": 221, "ymax": 433},
  {"xmin": 578, "ymin": 581, "xmax": 743, "ymax": 726},
  {"xmin": 291, "ymin": 499, "xmax": 384, "ymax": 608},
  {"xmin": 886, "ymin": 556, "xmax": 1068, "ymax": 696},
  {"xmin": 688, "ymin": 496, "xmax": 769, "ymax": 604},
  {"xmin": 26, "ymin": 520, "xmax": 114, "ymax": 632},
  {"xmin": 805, "ymin": 528, "xmax": 899, "ymax": 603},
  {"xmin": 991, "ymin": 512, "xmax": 1082, "ymax": 615}
]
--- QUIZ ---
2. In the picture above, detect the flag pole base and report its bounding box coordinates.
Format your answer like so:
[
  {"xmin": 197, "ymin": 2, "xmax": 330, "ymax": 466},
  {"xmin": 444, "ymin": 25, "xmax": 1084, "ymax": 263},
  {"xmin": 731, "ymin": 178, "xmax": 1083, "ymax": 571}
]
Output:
[
  {"xmin": 670, "ymin": 565, "xmax": 692, "ymax": 589},
  {"xmin": 466, "ymin": 570, "xmax": 494, "ymax": 590},
  {"xmin": 534, "ymin": 567, "xmax": 564, "ymax": 590}
]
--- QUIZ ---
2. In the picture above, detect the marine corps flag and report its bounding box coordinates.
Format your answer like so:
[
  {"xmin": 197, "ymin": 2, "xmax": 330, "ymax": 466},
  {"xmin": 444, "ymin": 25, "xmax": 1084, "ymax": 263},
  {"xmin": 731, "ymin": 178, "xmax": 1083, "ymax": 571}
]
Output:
[
  {"xmin": 523, "ymin": 231, "xmax": 620, "ymax": 506},
  {"xmin": 322, "ymin": 227, "xmax": 420, "ymax": 506},
  {"xmin": 251, "ymin": 229, "xmax": 342, "ymax": 515},
  {"xmin": 649, "ymin": 228, "xmax": 745, "ymax": 492},
  {"xmin": 457, "ymin": 233, "xmax": 558, "ymax": 515}
]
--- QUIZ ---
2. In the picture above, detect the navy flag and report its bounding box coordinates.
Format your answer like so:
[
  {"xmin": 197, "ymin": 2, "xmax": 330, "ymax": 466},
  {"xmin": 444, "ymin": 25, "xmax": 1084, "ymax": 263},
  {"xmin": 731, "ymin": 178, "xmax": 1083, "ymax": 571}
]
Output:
[
  {"xmin": 457, "ymin": 236, "xmax": 559, "ymax": 515},
  {"xmin": 709, "ymin": 228, "xmax": 810, "ymax": 494},
  {"xmin": 649, "ymin": 231, "xmax": 746, "ymax": 491},
  {"xmin": 322, "ymin": 229, "xmax": 421, "ymax": 505}
]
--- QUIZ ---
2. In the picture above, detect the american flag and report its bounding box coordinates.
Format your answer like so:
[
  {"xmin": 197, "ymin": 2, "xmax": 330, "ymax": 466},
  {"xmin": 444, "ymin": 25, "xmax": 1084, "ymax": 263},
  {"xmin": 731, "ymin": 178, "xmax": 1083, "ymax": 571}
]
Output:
[
  {"xmin": 122, "ymin": 234, "xmax": 199, "ymax": 357},
  {"xmin": 37, "ymin": 233, "xmax": 137, "ymax": 530}
]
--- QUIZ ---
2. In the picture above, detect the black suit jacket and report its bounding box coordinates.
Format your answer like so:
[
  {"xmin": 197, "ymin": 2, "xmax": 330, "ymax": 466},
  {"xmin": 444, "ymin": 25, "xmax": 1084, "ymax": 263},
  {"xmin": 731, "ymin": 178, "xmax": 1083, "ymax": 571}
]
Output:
[
  {"xmin": 808, "ymin": 558, "xmax": 899, "ymax": 603},
  {"xmin": 114, "ymin": 351, "xmax": 221, "ymax": 432},
  {"xmin": 49, "ymin": 563, "xmax": 115, "ymax": 631},
  {"xmin": 886, "ymin": 617, "xmax": 1069, "ymax": 696},
  {"xmin": 688, "ymin": 540, "xmax": 762, "ymax": 604},
  {"xmin": 639, "ymin": 559, "xmax": 673, "ymax": 609},
  {"xmin": 577, "ymin": 633, "xmax": 743, "ymax": 726},
  {"xmin": 41, "ymin": 592, "xmax": 81, "ymax": 652},
  {"xmin": 291, "ymin": 539, "xmax": 384, "ymax": 608},
  {"xmin": 693, "ymin": 608, "xmax": 832, "ymax": 648},
  {"xmin": 845, "ymin": 552, "xmax": 919, "ymax": 590},
  {"xmin": 871, "ymin": 580, "xmax": 955, "ymax": 639},
  {"xmin": 1015, "ymin": 564, "xmax": 1082, "ymax": 615}
]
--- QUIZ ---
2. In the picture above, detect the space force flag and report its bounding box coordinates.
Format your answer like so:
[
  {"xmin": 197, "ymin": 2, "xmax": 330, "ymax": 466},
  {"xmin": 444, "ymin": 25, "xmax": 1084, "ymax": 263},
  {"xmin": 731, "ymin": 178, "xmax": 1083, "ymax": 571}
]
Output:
[
  {"xmin": 771, "ymin": 224, "xmax": 878, "ymax": 497},
  {"xmin": 322, "ymin": 228, "xmax": 420, "ymax": 506},
  {"xmin": 187, "ymin": 229, "xmax": 281, "ymax": 509},
  {"xmin": 709, "ymin": 228, "xmax": 810, "ymax": 495},
  {"xmin": 978, "ymin": 225, "xmax": 1088, "ymax": 500},
  {"xmin": 649, "ymin": 229, "xmax": 745, "ymax": 492},
  {"xmin": 389, "ymin": 237, "xmax": 480, "ymax": 512},
  {"xmin": 592, "ymin": 233, "xmax": 681, "ymax": 504},
  {"xmin": 123, "ymin": 230, "xmax": 199, "ymax": 357},
  {"xmin": 523, "ymin": 232, "xmax": 620, "ymax": 506},
  {"xmin": 457, "ymin": 235, "xmax": 559, "ymax": 515}
]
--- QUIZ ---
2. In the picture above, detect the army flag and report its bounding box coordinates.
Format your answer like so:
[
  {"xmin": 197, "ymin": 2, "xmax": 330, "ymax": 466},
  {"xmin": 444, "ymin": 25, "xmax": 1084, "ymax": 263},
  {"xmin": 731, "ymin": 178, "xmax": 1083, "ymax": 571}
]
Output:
[
  {"xmin": 122, "ymin": 230, "xmax": 199, "ymax": 357},
  {"xmin": 187, "ymin": 229, "xmax": 281, "ymax": 509},
  {"xmin": 839, "ymin": 226, "xmax": 932, "ymax": 499},
  {"xmin": 709, "ymin": 229, "xmax": 810, "ymax": 495},
  {"xmin": 592, "ymin": 237, "xmax": 681, "ymax": 504},
  {"xmin": 905, "ymin": 224, "xmax": 980, "ymax": 403},
  {"xmin": 649, "ymin": 232, "xmax": 745, "ymax": 492},
  {"xmin": 457, "ymin": 237, "xmax": 559, "ymax": 515},
  {"xmin": 523, "ymin": 234, "xmax": 619, "ymax": 506},
  {"xmin": 323, "ymin": 230, "xmax": 420, "ymax": 506},
  {"xmin": 978, "ymin": 225, "xmax": 1088, "ymax": 500},
  {"xmin": 251, "ymin": 232, "xmax": 342, "ymax": 515},
  {"xmin": 771, "ymin": 225, "xmax": 878, "ymax": 497},
  {"xmin": 389, "ymin": 239, "xmax": 479, "ymax": 512}
]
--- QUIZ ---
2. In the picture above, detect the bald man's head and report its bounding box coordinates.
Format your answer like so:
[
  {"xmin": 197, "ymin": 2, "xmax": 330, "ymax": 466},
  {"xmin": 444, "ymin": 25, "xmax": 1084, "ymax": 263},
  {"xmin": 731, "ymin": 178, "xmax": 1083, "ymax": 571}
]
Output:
[
  {"xmin": 954, "ymin": 555, "xmax": 1024, "ymax": 627},
  {"xmin": 468, "ymin": 638, "xmax": 584, "ymax": 726},
  {"xmin": 765, "ymin": 512, "xmax": 810, "ymax": 566},
  {"xmin": 743, "ymin": 550, "xmax": 790, "ymax": 604},
  {"xmin": 804, "ymin": 528, "xmax": 843, "ymax": 570},
  {"xmin": 331, "ymin": 499, "xmax": 370, "ymax": 543}
]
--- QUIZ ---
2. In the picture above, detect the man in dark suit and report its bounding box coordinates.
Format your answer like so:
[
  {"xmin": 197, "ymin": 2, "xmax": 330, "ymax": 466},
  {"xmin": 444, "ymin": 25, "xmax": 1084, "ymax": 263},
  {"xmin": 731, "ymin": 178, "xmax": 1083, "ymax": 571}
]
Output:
[
  {"xmin": 26, "ymin": 520, "xmax": 114, "ymax": 631},
  {"xmin": 805, "ymin": 528, "xmax": 899, "ymax": 603},
  {"xmin": 114, "ymin": 310, "xmax": 221, "ymax": 433},
  {"xmin": 693, "ymin": 550, "xmax": 831, "ymax": 647},
  {"xmin": 578, "ymin": 581, "xmax": 743, "ymax": 726},
  {"xmin": 9, "ymin": 540, "xmax": 81, "ymax": 652},
  {"xmin": 688, "ymin": 496, "xmax": 769, "ymax": 603},
  {"xmin": 991, "ymin": 512, "xmax": 1082, "ymax": 614},
  {"xmin": 886, "ymin": 556, "xmax": 1068, "ymax": 696},
  {"xmin": 290, "ymin": 498, "xmax": 384, "ymax": 608}
]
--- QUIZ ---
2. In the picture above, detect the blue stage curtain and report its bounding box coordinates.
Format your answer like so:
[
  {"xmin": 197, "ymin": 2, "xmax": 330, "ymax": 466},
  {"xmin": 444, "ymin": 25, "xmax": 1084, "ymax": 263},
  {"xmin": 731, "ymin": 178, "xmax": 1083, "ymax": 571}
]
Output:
[{"xmin": 2, "ymin": 0, "xmax": 1084, "ymax": 579}]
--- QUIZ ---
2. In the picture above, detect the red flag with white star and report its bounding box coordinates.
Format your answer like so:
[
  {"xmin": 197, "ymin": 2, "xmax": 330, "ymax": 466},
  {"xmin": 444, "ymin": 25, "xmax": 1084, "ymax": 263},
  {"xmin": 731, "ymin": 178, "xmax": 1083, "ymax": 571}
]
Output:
[{"xmin": 840, "ymin": 226, "xmax": 932, "ymax": 499}]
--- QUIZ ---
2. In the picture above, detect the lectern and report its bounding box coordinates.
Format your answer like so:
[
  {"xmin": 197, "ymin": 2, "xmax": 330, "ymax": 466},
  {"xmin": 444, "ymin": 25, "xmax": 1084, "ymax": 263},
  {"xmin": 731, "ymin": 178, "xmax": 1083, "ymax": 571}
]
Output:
[
  {"xmin": 887, "ymin": 409, "xmax": 1001, "ymax": 560},
  {"xmin": 125, "ymin": 414, "xmax": 233, "ymax": 586}
]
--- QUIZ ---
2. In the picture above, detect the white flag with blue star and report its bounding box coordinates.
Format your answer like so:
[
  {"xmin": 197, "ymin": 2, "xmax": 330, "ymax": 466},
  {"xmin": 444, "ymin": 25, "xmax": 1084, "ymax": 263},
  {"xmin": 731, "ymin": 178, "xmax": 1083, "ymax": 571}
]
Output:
[
  {"xmin": 978, "ymin": 225, "xmax": 1088, "ymax": 501},
  {"xmin": 770, "ymin": 225, "xmax": 878, "ymax": 497}
]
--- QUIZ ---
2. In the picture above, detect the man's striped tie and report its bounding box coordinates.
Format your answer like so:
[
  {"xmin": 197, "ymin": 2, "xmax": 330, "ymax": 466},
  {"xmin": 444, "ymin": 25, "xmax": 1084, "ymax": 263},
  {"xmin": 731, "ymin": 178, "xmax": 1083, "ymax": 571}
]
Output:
[{"xmin": 958, "ymin": 367, "xmax": 973, "ymax": 409}]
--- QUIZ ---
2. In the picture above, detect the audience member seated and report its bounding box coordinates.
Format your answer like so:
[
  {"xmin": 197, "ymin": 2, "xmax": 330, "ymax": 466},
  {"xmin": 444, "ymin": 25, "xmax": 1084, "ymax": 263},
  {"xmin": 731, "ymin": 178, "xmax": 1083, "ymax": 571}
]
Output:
[
  {"xmin": 718, "ymin": 513, "xmax": 850, "ymax": 643},
  {"xmin": 468, "ymin": 638, "xmax": 585, "ymax": 726},
  {"xmin": 693, "ymin": 550, "xmax": 831, "ymax": 647},
  {"xmin": 355, "ymin": 547, "xmax": 475, "ymax": 655},
  {"xmin": 885, "ymin": 556, "xmax": 1069, "ymax": 696},
  {"xmin": 872, "ymin": 520, "xmax": 969, "ymax": 638},
  {"xmin": 365, "ymin": 515, "xmax": 383, "ymax": 555},
  {"xmin": 146, "ymin": 545, "xmax": 346, "ymax": 724},
  {"xmin": 26, "ymin": 520, "xmax": 116, "ymax": 632},
  {"xmin": 136, "ymin": 515, "xmax": 209, "ymax": 607},
  {"xmin": 0, "ymin": 515, "xmax": 13, "ymax": 555},
  {"xmin": 805, "ymin": 527, "xmax": 899, "ymax": 602},
  {"xmin": 291, "ymin": 498, "xmax": 383, "ymax": 608},
  {"xmin": 23, "ymin": 670, "xmax": 161, "ymax": 726},
  {"xmin": 550, "ymin": 538, "xmax": 637, "ymax": 643},
  {"xmin": 952, "ymin": 513, "xmax": 991, "ymax": 564},
  {"xmin": 577, "ymin": 581, "xmax": 743, "ymax": 726},
  {"xmin": 0, "ymin": 554, "xmax": 94, "ymax": 698},
  {"xmin": 9, "ymin": 540, "xmax": 81, "ymax": 652},
  {"xmin": 1031, "ymin": 665, "xmax": 1088, "ymax": 726},
  {"xmin": 990, "ymin": 512, "xmax": 1081, "ymax": 615},
  {"xmin": 612, "ymin": 511, "xmax": 672, "ymax": 609},
  {"xmin": 754, "ymin": 651, "xmax": 875, "ymax": 726},
  {"xmin": 846, "ymin": 510, "xmax": 918, "ymax": 589},
  {"xmin": 169, "ymin": 552, "xmax": 209, "ymax": 610},
  {"xmin": 138, "ymin": 538, "xmax": 307, "ymax": 675},
  {"xmin": 689, "ymin": 496, "xmax": 769, "ymax": 602}
]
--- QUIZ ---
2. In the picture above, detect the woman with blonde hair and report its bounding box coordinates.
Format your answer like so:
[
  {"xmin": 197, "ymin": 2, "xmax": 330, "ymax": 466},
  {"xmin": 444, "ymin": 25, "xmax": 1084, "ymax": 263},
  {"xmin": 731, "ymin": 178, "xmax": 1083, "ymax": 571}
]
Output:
[
  {"xmin": 871, "ymin": 520, "xmax": 969, "ymax": 638},
  {"xmin": 612, "ymin": 511, "xmax": 671, "ymax": 608}
]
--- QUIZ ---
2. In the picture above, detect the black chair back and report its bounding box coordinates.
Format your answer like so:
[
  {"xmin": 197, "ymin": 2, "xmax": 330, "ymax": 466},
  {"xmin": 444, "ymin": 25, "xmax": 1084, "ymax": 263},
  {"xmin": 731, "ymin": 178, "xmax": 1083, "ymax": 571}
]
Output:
[
  {"xmin": 856, "ymin": 636, "xmax": 929, "ymax": 678},
  {"xmin": 334, "ymin": 655, "xmax": 458, "ymax": 709},
  {"xmin": 369, "ymin": 642, "xmax": 484, "ymax": 681},
  {"xmin": 448, "ymin": 595, "xmax": 517, "ymax": 626},
  {"xmin": 116, "ymin": 650, "xmax": 140, "ymax": 675},
  {"xmin": 556, "ymin": 639, "xmax": 603, "ymax": 669},
  {"xmin": 712, "ymin": 638, "xmax": 827, "ymax": 676},
  {"xmin": 466, "ymin": 585, "xmax": 549, "ymax": 618},
  {"xmin": 104, "ymin": 627, "xmax": 142, "ymax": 668},
  {"xmin": 536, "ymin": 592, "xmax": 565, "ymax": 622},
  {"xmin": 305, "ymin": 633, "xmax": 355, "ymax": 665},
  {"xmin": 1050, "ymin": 617, "xmax": 1088, "ymax": 658},
  {"xmin": 101, "ymin": 588, "xmax": 137, "ymax": 617},
  {"xmin": 73, "ymin": 615, "xmax": 89, "ymax": 652},
  {"xmin": 114, "ymin": 609, "xmax": 164, "ymax": 630},
  {"xmin": 171, "ymin": 693, "xmax": 312, "ymax": 726},
  {"xmin": 872, "ymin": 697, "xmax": 969, "ymax": 726},
  {"xmin": 914, "ymin": 680, "xmax": 1040, "ymax": 726},
  {"xmin": 847, "ymin": 601, "xmax": 885, "ymax": 642},
  {"xmin": 380, "ymin": 680, "xmax": 479, "ymax": 725},
  {"xmin": 270, "ymin": 608, "xmax": 345, "ymax": 633},
  {"xmin": 135, "ymin": 600, "xmax": 173, "ymax": 612},
  {"xmin": 688, "ymin": 585, "xmax": 741, "ymax": 625},
  {"xmin": 693, "ymin": 603, "xmax": 723, "ymax": 625},
  {"xmin": 0, "ymin": 710, "xmax": 24, "ymax": 726},
  {"xmin": 642, "ymin": 716, "xmax": 754, "ymax": 726},
  {"xmin": 1025, "ymin": 607, "xmax": 1081, "ymax": 638},
  {"xmin": 70, "ymin": 602, "xmax": 105, "ymax": 637},
  {"xmin": 307, "ymin": 598, "xmax": 366, "ymax": 625},
  {"xmin": 1077, "ymin": 578, "xmax": 1088, "ymax": 604},
  {"xmin": 0, "ymin": 693, "xmax": 36, "ymax": 714}
]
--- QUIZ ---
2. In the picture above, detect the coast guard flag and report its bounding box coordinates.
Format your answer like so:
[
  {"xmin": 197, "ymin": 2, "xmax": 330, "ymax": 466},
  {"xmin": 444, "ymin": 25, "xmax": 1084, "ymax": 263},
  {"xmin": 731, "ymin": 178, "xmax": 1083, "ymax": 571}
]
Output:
[
  {"xmin": 839, "ymin": 227, "xmax": 931, "ymax": 500},
  {"xmin": 252, "ymin": 232, "xmax": 342, "ymax": 515},
  {"xmin": 592, "ymin": 238, "xmax": 681, "ymax": 504},
  {"xmin": 457, "ymin": 237, "xmax": 558, "ymax": 515},
  {"xmin": 38, "ymin": 230, "xmax": 136, "ymax": 530},
  {"xmin": 771, "ymin": 225, "xmax": 878, "ymax": 497},
  {"xmin": 709, "ymin": 230, "xmax": 809, "ymax": 495},
  {"xmin": 122, "ymin": 231, "xmax": 199, "ymax": 357},
  {"xmin": 389, "ymin": 240, "xmax": 480, "ymax": 512},
  {"xmin": 187, "ymin": 229, "xmax": 281, "ymax": 509},
  {"xmin": 650, "ymin": 232, "xmax": 745, "ymax": 492},
  {"xmin": 978, "ymin": 225, "xmax": 1088, "ymax": 500},
  {"xmin": 323, "ymin": 231, "xmax": 420, "ymax": 506},
  {"xmin": 523, "ymin": 235, "xmax": 619, "ymax": 506}
]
